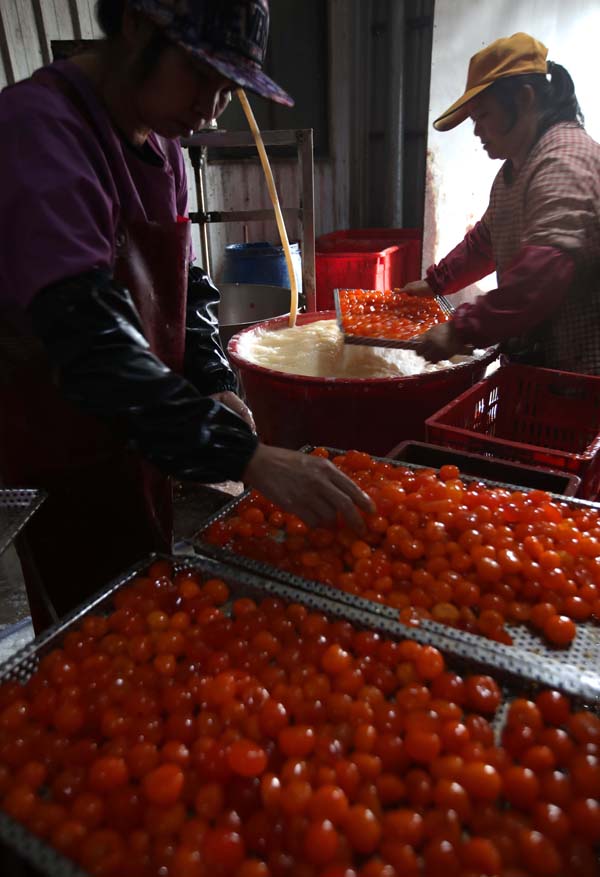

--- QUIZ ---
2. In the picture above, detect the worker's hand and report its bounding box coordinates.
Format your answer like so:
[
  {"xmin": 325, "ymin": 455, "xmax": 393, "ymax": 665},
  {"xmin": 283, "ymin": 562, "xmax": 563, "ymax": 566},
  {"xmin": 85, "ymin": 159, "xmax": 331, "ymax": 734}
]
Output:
[
  {"xmin": 413, "ymin": 321, "xmax": 472, "ymax": 363},
  {"xmin": 210, "ymin": 390, "xmax": 256, "ymax": 432},
  {"xmin": 243, "ymin": 444, "xmax": 375, "ymax": 531},
  {"xmin": 398, "ymin": 279, "xmax": 436, "ymax": 298}
]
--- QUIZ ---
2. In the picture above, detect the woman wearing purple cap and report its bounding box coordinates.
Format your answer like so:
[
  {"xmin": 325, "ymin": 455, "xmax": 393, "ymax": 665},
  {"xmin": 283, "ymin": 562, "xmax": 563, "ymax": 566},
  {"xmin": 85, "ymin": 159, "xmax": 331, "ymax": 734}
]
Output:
[
  {"xmin": 401, "ymin": 33, "xmax": 600, "ymax": 375},
  {"xmin": 0, "ymin": 0, "xmax": 373, "ymax": 630}
]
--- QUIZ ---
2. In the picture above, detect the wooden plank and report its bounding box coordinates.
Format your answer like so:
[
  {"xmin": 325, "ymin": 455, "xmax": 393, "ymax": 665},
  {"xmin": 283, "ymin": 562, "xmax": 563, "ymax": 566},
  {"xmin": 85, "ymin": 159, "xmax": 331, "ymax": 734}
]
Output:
[
  {"xmin": 35, "ymin": 0, "xmax": 77, "ymax": 58},
  {"xmin": 31, "ymin": 0, "xmax": 51, "ymax": 64},
  {"xmin": 0, "ymin": 0, "xmax": 44, "ymax": 83},
  {"xmin": 73, "ymin": 0, "xmax": 100, "ymax": 39},
  {"xmin": 29, "ymin": 0, "xmax": 82, "ymax": 65},
  {"xmin": 0, "ymin": 12, "xmax": 13, "ymax": 88}
]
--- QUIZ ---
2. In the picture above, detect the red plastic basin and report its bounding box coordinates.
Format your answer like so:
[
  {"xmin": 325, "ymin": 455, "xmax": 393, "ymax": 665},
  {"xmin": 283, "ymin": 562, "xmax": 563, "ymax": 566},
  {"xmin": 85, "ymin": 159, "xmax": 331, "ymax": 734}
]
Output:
[{"xmin": 228, "ymin": 311, "xmax": 497, "ymax": 455}]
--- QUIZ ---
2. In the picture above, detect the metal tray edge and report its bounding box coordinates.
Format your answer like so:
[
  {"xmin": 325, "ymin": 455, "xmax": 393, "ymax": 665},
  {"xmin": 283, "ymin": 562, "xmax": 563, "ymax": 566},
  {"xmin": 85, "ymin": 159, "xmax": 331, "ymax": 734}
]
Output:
[
  {"xmin": 333, "ymin": 288, "xmax": 456, "ymax": 350},
  {"xmin": 0, "ymin": 489, "xmax": 47, "ymax": 557}
]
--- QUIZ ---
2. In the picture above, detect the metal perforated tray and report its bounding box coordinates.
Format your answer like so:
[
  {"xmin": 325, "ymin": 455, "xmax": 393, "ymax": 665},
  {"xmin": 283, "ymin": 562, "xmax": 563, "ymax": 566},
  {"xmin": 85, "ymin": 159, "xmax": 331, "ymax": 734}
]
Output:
[
  {"xmin": 0, "ymin": 552, "xmax": 598, "ymax": 876},
  {"xmin": 193, "ymin": 450, "xmax": 600, "ymax": 690},
  {"xmin": 334, "ymin": 287, "xmax": 455, "ymax": 350},
  {"xmin": 0, "ymin": 489, "xmax": 46, "ymax": 556}
]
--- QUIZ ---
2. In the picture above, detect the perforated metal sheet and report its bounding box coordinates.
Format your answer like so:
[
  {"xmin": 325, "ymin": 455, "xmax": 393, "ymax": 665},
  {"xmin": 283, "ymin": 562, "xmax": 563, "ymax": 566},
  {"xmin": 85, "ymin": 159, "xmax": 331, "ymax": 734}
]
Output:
[
  {"xmin": 0, "ymin": 489, "xmax": 46, "ymax": 556},
  {"xmin": 509, "ymin": 618, "xmax": 600, "ymax": 668},
  {"xmin": 333, "ymin": 287, "xmax": 460, "ymax": 350},
  {"xmin": 0, "ymin": 552, "xmax": 598, "ymax": 876},
  {"xmin": 193, "ymin": 452, "xmax": 600, "ymax": 692}
]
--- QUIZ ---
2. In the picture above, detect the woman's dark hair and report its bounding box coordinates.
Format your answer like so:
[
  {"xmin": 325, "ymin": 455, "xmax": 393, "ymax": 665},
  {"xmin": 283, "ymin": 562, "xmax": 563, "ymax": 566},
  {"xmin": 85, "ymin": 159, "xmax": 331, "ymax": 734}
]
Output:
[
  {"xmin": 487, "ymin": 62, "xmax": 584, "ymax": 137},
  {"xmin": 96, "ymin": 0, "xmax": 126, "ymax": 38},
  {"xmin": 95, "ymin": 0, "xmax": 169, "ymax": 79}
]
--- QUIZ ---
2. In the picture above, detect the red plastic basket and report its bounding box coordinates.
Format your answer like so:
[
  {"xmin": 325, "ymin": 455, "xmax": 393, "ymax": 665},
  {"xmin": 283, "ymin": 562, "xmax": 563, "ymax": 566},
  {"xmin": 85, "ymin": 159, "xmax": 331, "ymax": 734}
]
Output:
[
  {"xmin": 317, "ymin": 228, "xmax": 422, "ymax": 276},
  {"xmin": 315, "ymin": 246, "xmax": 399, "ymax": 311},
  {"xmin": 315, "ymin": 228, "xmax": 422, "ymax": 311},
  {"xmin": 425, "ymin": 364, "xmax": 600, "ymax": 499}
]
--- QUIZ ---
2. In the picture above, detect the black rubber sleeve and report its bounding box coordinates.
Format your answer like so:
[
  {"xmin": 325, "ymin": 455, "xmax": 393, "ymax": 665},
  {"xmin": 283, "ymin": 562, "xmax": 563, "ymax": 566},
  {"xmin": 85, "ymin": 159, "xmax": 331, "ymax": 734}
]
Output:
[
  {"xmin": 184, "ymin": 264, "xmax": 238, "ymax": 395},
  {"xmin": 28, "ymin": 269, "xmax": 258, "ymax": 482}
]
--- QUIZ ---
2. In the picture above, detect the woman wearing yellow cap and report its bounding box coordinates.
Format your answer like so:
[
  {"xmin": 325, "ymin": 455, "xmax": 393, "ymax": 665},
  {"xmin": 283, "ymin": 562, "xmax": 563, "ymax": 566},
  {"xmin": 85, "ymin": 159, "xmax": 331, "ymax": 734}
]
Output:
[{"xmin": 404, "ymin": 32, "xmax": 600, "ymax": 374}]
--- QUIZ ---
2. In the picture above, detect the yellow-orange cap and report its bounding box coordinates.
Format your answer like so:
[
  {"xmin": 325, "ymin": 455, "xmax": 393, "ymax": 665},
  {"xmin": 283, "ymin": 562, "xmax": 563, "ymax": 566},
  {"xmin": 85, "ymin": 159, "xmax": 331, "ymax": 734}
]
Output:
[{"xmin": 433, "ymin": 32, "xmax": 548, "ymax": 132}]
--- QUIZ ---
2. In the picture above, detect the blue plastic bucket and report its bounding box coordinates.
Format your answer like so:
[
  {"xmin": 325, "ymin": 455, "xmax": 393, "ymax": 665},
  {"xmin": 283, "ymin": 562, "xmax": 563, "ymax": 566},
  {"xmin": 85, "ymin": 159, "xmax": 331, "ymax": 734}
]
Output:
[{"xmin": 222, "ymin": 241, "xmax": 302, "ymax": 293}]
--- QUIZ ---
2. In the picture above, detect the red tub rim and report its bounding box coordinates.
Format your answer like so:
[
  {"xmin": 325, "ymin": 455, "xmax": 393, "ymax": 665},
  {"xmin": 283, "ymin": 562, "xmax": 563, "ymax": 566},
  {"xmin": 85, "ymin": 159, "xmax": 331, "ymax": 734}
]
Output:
[{"xmin": 227, "ymin": 310, "xmax": 498, "ymax": 386}]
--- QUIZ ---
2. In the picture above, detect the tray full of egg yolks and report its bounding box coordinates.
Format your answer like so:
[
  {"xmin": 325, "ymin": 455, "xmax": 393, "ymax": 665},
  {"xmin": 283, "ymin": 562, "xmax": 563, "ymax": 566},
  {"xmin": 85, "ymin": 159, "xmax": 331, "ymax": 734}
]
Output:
[
  {"xmin": 195, "ymin": 448, "xmax": 600, "ymax": 693},
  {"xmin": 0, "ymin": 553, "xmax": 599, "ymax": 877},
  {"xmin": 334, "ymin": 288, "xmax": 454, "ymax": 349}
]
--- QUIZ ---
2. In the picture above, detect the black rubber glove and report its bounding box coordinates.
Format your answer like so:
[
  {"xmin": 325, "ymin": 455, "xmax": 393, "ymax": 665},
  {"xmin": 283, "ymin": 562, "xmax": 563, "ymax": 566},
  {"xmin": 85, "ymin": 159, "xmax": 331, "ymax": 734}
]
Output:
[
  {"xmin": 185, "ymin": 264, "xmax": 238, "ymax": 395},
  {"xmin": 28, "ymin": 269, "xmax": 258, "ymax": 482}
]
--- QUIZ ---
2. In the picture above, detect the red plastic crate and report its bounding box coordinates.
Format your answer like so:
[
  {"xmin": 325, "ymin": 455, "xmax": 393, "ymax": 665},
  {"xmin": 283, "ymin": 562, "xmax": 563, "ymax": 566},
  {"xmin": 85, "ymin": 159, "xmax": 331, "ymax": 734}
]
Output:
[
  {"xmin": 425, "ymin": 364, "xmax": 600, "ymax": 499},
  {"xmin": 315, "ymin": 228, "xmax": 422, "ymax": 311},
  {"xmin": 317, "ymin": 228, "xmax": 422, "ymax": 279},
  {"xmin": 315, "ymin": 246, "xmax": 399, "ymax": 311}
]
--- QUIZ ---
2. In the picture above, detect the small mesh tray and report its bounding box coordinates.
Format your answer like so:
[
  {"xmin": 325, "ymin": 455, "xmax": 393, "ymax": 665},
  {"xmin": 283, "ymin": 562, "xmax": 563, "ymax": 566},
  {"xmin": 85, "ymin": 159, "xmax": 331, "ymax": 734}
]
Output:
[
  {"xmin": 0, "ymin": 552, "xmax": 599, "ymax": 876},
  {"xmin": 0, "ymin": 489, "xmax": 46, "ymax": 557},
  {"xmin": 334, "ymin": 287, "xmax": 454, "ymax": 350},
  {"xmin": 193, "ymin": 449, "xmax": 600, "ymax": 688}
]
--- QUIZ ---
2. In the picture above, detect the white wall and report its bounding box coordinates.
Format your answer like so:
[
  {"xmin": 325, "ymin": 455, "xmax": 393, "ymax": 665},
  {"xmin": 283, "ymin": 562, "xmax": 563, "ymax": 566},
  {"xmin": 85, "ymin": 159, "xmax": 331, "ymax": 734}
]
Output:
[{"xmin": 424, "ymin": 0, "xmax": 600, "ymax": 301}]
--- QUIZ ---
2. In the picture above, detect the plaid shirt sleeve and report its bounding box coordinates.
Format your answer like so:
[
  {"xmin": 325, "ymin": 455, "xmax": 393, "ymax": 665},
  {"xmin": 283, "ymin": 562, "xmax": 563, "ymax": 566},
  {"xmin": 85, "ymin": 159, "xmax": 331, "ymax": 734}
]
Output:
[
  {"xmin": 425, "ymin": 218, "xmax": 495, "ymax": 295},
  {"xmin": 453, "ymin": 244, "xmax": 575, "ymax": 346}
]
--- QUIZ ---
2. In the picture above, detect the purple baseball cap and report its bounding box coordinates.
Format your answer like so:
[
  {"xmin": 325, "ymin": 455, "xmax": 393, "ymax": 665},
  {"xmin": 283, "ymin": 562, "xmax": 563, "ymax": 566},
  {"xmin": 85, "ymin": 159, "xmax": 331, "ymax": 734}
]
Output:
[{"xmin": 129, "ymin": 0, "xmax": 294, "ymax": 106}]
